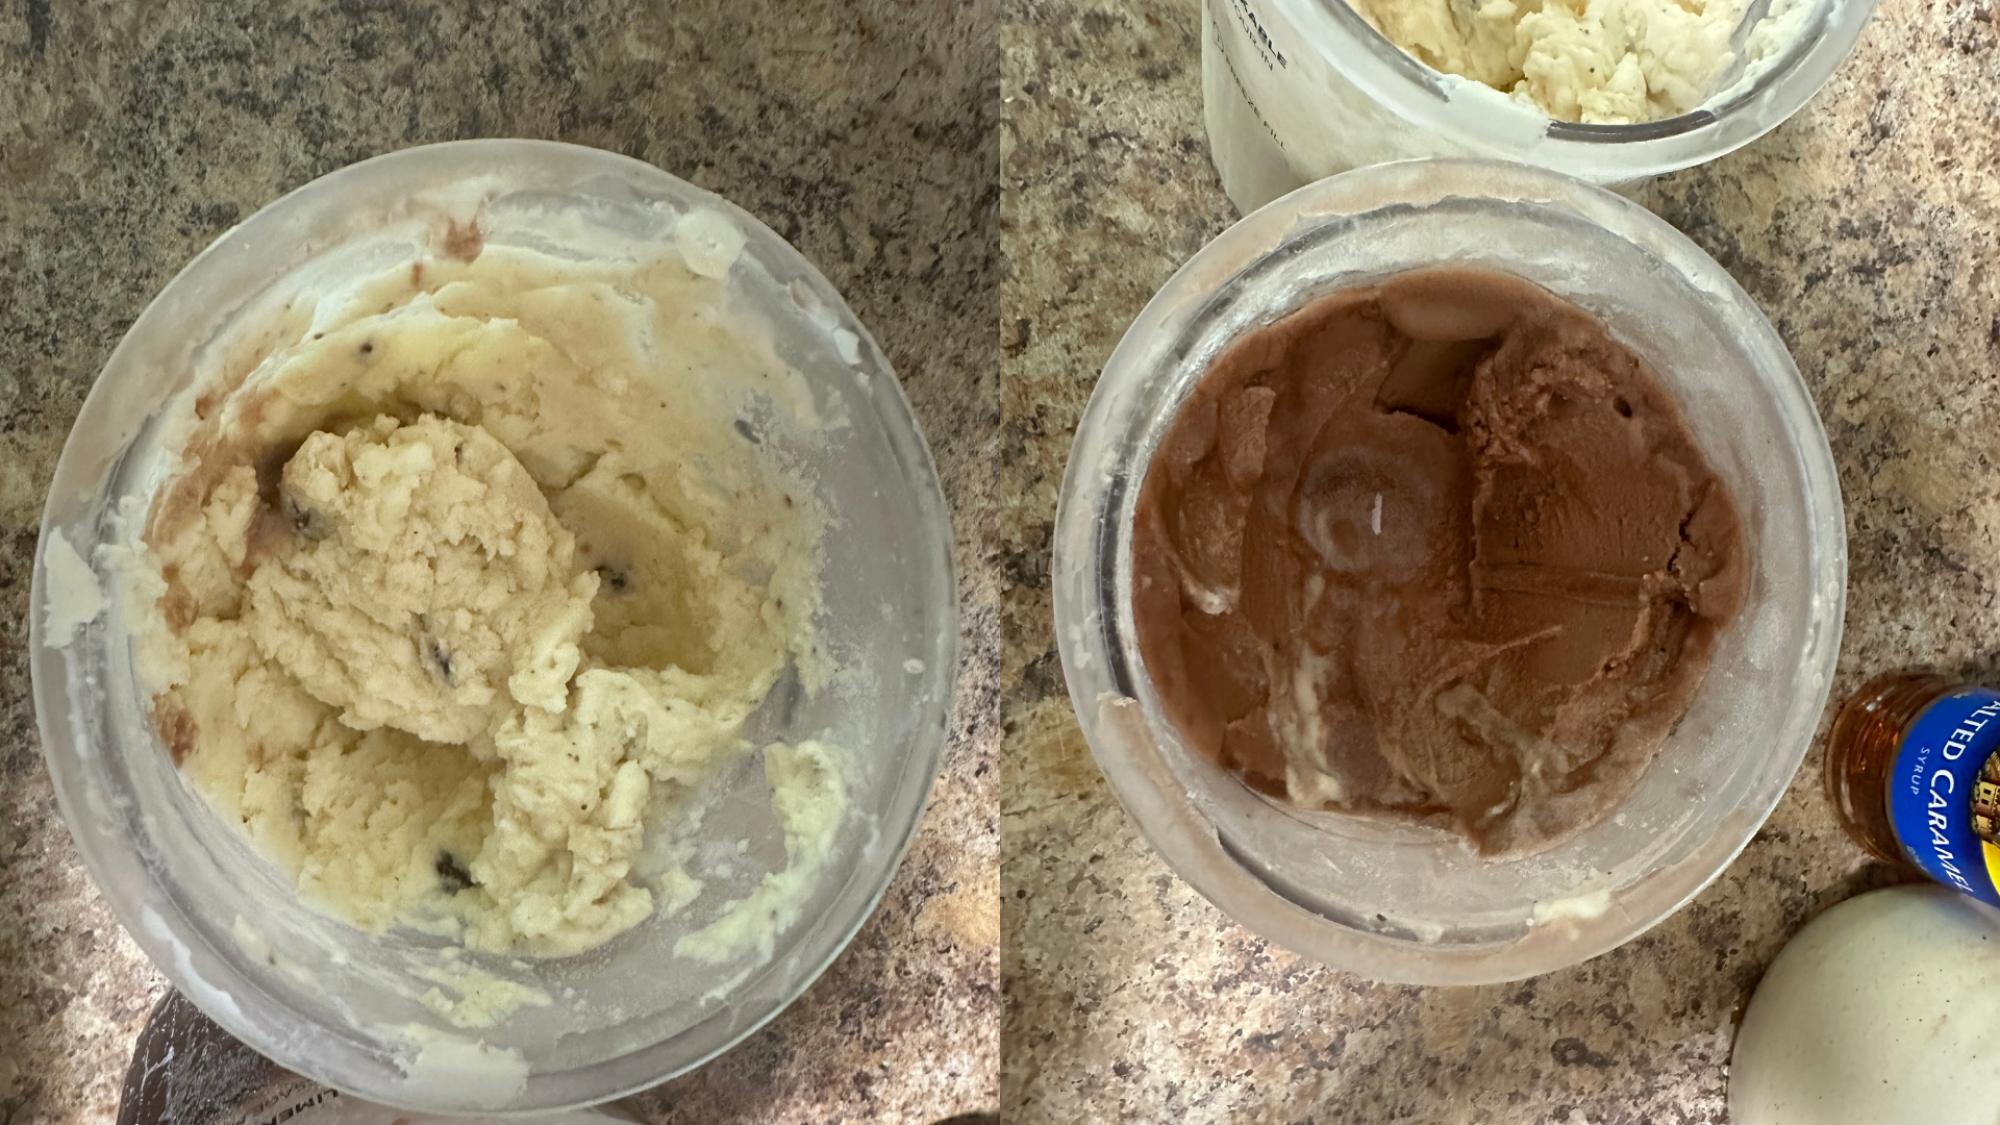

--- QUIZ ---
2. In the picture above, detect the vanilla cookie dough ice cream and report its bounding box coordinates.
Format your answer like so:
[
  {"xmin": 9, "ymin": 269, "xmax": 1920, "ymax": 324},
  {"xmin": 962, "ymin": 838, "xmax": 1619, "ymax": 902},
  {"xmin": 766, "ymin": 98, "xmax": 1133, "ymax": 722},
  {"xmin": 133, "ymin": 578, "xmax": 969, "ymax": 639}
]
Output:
[
  {"xmin": 1348, "ymin": 0, "xmax": 1808, "ymax": 123},
  {"xmin": 136, "ymin": 214, "xmax": 846, "ymax": 960}
]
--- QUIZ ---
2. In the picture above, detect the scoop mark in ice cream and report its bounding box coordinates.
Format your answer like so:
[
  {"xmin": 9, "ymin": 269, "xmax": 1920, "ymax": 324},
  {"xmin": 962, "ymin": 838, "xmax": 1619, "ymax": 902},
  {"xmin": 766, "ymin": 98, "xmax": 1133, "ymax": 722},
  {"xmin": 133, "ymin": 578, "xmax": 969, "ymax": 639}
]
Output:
[{"xmin": 1131, "ymin": 267, "xmax": 1747, "ymax": 855}]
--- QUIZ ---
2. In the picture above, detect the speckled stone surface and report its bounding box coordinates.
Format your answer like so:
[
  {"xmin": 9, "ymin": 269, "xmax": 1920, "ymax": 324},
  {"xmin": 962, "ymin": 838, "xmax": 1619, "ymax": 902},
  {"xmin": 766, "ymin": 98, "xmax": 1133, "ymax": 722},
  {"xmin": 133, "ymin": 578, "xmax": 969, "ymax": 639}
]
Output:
[
  {"xmin": 999, "ymin": 0, "xmax": 1998, "ymax": 1121},
  {"xmin": 0, "ymin": 2, "xmax": 996, "ymax": 1122}
]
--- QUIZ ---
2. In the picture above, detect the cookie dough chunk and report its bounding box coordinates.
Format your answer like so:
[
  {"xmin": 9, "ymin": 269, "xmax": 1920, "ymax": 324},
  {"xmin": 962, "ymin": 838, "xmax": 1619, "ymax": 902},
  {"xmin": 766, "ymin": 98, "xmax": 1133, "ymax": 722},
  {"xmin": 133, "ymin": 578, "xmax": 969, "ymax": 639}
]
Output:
[{"xmin": 247, "ymin": 415, "xmax": 598, "ymax": 744}]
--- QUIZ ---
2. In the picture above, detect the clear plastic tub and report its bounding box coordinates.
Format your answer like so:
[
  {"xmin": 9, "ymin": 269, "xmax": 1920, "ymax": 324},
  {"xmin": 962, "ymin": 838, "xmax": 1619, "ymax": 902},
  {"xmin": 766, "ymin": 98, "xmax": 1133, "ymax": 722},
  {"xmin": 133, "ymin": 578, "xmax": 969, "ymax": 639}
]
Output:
[
  {"xmin": 1053, "ymin": 159, "xmax": 1845, "ymax": 985},
  {"xmin": 1203, "ymin": 0, "xmax": 1878, "ymax": 211},
  {"xmin": 31, "ymin": 141, "xmax": 957, "ymax": 1110}
]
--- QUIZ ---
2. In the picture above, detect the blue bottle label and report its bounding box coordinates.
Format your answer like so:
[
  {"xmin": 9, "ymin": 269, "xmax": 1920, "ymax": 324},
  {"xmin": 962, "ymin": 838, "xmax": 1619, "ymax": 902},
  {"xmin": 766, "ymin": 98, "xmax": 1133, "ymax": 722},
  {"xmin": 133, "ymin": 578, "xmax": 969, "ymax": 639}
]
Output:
[{"xmin": 1888, "ymin": 687, "xmax": 2000, "ymax": 907}]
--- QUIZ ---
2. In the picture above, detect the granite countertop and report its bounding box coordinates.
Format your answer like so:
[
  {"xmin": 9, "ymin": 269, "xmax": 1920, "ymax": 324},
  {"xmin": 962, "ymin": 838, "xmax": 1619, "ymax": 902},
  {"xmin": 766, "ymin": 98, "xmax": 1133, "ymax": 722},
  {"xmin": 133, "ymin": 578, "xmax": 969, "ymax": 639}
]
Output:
[
  {"xmin": 0, "ymin": 2, "xmax": 997, "ymax": 1122},
  {"xmin": 7, "ymin": 0, "xmax": 1995, "ymax": 1117},
  {"xmin": 999, "ymin": 0, "xmax": 1999, "ymax": 1120}
]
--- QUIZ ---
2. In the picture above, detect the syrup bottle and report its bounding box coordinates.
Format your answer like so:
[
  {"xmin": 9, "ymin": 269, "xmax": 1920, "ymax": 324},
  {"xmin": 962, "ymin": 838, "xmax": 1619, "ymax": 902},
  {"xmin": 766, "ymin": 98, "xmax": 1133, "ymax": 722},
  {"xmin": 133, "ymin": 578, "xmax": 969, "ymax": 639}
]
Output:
[{"xmin": 1826, "ymin": 670, "xmax": 2000, "ymax": 904}]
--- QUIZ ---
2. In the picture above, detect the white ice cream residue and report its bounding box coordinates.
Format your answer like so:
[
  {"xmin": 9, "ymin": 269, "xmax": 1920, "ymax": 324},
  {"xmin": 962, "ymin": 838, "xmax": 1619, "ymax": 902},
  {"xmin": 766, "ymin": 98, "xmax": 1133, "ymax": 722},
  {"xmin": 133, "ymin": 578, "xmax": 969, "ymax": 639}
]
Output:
[
  {"xmin": 675, "ymin": 741, "xmax": 847, "ymax": 964},
  {"xmin": 142, "ymin": 904, "xmax": 243, "ymax": 1022},
  {"xmin": 394, "ymin": 1024, "xmax": 530, "ymax": 1108},
  {"xmin": 833, "ymin": 328, "xmax": 862, "ymax": 366},
  {"xmin": 43, "ymin": 528, "xmax": 107, "ymax": 647},
  {"xmin": 675, "ymin": 209, "xmax": 747, "ymax": 280},
  {"xmin": 1532, "ymin": 889, "xmax": 1613, "ymax": 925}
]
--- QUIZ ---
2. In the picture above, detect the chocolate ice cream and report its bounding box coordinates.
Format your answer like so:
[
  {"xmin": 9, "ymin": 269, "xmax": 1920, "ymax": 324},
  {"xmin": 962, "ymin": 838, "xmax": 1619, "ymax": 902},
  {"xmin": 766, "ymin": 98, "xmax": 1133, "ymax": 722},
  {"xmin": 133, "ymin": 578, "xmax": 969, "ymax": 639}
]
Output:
[{"xmin": 1131, "ymin": 267, "xmax": 1746, "ymax": 855}]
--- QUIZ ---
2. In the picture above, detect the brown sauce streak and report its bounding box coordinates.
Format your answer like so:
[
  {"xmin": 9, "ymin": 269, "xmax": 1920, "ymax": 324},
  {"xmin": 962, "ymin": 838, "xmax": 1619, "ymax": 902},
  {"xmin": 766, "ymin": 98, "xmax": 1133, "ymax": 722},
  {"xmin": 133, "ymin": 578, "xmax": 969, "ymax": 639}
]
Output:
[
  {"xmin": 154, "ymin": 696, "xmax": 198, "ymax": 766},
  {"xmin": 440, "ymin": 219, "xmax": 484, "ymax": 263}
]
